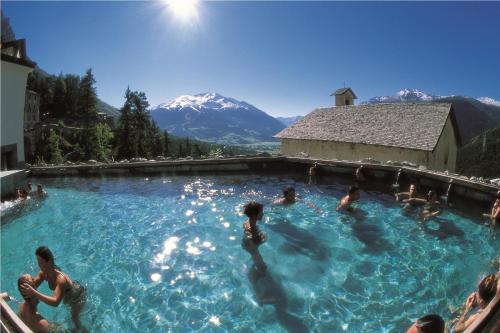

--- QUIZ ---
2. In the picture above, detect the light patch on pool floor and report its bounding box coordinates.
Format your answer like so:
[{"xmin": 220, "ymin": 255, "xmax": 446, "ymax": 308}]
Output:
[{"xmin": 209, "ymin": 316, "xmax": 221, "ymax": 326}]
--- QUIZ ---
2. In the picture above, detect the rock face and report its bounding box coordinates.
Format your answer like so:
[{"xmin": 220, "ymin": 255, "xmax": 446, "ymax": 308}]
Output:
[{"xmin": 150, "ymin": 93, "xmax": 285, "ymax": 145}]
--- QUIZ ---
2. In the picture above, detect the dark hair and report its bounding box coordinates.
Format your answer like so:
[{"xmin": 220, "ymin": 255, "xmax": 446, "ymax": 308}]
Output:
[
  {"xmin": 427, "ymin": 190, "xmax": 437, "ymax": 201},
  {"xmin": 415, "ymin": 314, "xmax": 445, "ymax": 333},
  {"xmin": 17, "ymin": 274, "xmax": 34, "ymax": 301},
  {"xmin": 478, "ymin": 274, "xmax": 497, "ymax": 304},
  {"xmin": 283, "ymin": 187, "xmax": 295, "ymax": 196},
  {"xmin": 36, "ymin": 246, "xmax": 54, "ymax": 264},
  {"xmin": 496, "ymin": 191, "xmax": 500, "ymax": 199},
  {"xmin": 348, "ymin": 186, "xmax": 359, "ymax": 195},
  {"xmin": 243, "ymin": 201, "xmax": 263, "ymax": 218}
]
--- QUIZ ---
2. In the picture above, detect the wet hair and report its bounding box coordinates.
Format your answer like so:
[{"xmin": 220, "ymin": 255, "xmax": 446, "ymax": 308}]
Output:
[
  {"xmin": 415, "ymin": 314, "xmax": 445, "ymax": 333},
  {"xmin": 496, "ymin": 191, "xmax": 500, "ymax": 199},
  {"xmin": 478, "ymin": 274, "xmax": 497, "ymax": 304},
  {"xmin": 36, "ymin": 246, "xmax": 54, "ymax": 264},
  {"xmin": 427, "ymin": 190, "xmax": 437, "ymax": 201},
  {"xmin": 283, "ymin": 187, "xmax": 295, "ymax": 196},
  {"xmin": 243, "ymin": 201, "xmax": 263, "ymax": 218},
  {"xmin": 17, "ymin": 274, "xmax": 34, "ymax": 301},
  {"xmin": 37, "ymin": 184, "xmax": 43, "ymax": 189},
  {"xmin": 348, "ymin": 186, "xmax": 359, "ymax": 195}
]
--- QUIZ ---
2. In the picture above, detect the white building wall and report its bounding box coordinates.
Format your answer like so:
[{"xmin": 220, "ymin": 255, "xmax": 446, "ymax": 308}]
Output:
[{"xmin": 1, "ymin": 60, "xmax": 32, "ymax": 167}]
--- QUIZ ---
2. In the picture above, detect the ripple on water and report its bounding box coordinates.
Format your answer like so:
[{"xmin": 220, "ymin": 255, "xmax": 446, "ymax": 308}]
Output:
[{"xmin": 1, "ymin": 175, "xmax": 499, "ymax": 332}]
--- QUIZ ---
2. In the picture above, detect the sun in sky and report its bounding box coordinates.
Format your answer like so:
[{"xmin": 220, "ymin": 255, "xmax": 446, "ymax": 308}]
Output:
[{"xmin": 163, "ymin": 0, "xmax": 200, "ymax": 24}]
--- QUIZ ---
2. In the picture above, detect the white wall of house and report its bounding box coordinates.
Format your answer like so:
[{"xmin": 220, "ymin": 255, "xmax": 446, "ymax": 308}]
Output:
[
  {"xmin": 1, "ymin": 60, "xmax": 32, "ymax": 168},
  {"xmin": 280, "ymin": 117, "xmax": 458, "ymax": 172}
]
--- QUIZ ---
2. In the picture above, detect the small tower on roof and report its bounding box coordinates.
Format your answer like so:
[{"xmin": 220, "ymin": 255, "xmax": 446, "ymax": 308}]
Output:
[{"xmin": 331, "ymin": 87, "xmax": 357, "ymax": 106}]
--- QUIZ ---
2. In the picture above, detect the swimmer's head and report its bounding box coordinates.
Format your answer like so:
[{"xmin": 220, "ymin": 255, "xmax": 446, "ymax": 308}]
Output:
[
  {"xmin": 409, "ymin": 184, "xmax": 417, "ymax": 195},
  {"xmin": 283, "ymin": 187, "xmax": 295, "ymax": 201},
  {"xmin": 36, "ymin": 246, "xmax": 55, "ymax": 273},
  {"xmin": 243, "ymin": 201, "xmax": 264, "ymax": 220},
  {"xmin": 406, "ymin": 314, "xmax": 444, "ymax": 333},
  {"xmin": 18, "ymin": 274, "xmax": 35, "ymax": 302},
  {"xmin": 477, "ymin": 274, "xmax": 497, "ymax": 305},
  {"xmin": 426, "ymin": 190, "xmax": 437, "ymax": 202}
]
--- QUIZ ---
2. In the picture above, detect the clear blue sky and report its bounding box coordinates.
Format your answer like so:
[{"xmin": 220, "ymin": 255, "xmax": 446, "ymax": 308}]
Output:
[{"xmin": 3, "ymin": 1, "xmax": 500, "ymax": 116}]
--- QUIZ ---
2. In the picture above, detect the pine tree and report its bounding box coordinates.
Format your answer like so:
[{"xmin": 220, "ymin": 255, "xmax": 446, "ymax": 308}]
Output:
[
  {"xmin": 77, "ymin": 69, "xmax": 98, "ymax": 159},
  {"xmin": 51, "ymin": 73, "xmax": 67, "ymax": 118},
  {"xmin": 63, "ymin": 74, "xmax": 81, "ymax": 120},
  {"xmin": 130, "ymin": 91, "xmax": 150, "ymax": 158},
  {"xmin": 1, "ymin": 11, "xmax": 16, "ymax": 43},
  {"xmin": 163, "ymin": 130, "xmax": 170, "ymax": 157},
  {"xmin": 117, "ymin": 87, "xmax": 136, "ymax": 159},
  {"xmin": 185, "ymin": 137, "xmax": 191, "ymax": 157}
]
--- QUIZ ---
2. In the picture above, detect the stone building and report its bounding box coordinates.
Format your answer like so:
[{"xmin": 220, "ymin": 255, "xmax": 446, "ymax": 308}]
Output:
[{"xmin": 275, "ymin": 88, "xmax": 461, "ymax": 172}]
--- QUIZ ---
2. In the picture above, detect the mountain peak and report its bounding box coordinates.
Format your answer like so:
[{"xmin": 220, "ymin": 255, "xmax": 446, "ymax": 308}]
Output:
[
  {"xmin": 477, "ymin": 97, "xmax": 500, "ymax": 107},
  {"xmin": 156, "ymin": 92, "xmax": 253, "ymax": 112}
]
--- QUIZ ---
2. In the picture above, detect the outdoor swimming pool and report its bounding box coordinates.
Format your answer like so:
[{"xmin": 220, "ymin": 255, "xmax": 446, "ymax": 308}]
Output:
[{"xmin": 1, "ymin": 175, "xmax": 499, "ymax": 332}]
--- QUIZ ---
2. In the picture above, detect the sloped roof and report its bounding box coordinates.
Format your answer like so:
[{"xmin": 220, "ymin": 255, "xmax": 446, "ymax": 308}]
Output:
[
  {"xmin": 275, "ymin": 103, "xmax": 456, "ymax": 151},
  {"xmin": 1, "ymin": 39, "xmax": 36, "ymax": 68},
  {"xmin": 330, "ymin": 88, "xmax": 357, "ymax": 99}
]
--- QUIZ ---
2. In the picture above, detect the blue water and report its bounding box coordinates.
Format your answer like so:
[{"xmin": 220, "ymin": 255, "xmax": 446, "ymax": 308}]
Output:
[{"xmin": 1, "ymin": 176, "xmax": 499, "ymax": 332}]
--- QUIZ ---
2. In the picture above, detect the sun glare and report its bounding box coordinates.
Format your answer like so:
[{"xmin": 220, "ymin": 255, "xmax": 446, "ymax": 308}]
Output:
[{"xmin": 165, "ymin": 0, "xmax": 199, "ymax": 23}]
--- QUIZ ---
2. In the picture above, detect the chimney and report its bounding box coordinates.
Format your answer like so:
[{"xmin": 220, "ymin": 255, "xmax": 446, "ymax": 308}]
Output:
[{"xmin": 330, "ymin": 88, "xmax": 357, "ymax": 106}]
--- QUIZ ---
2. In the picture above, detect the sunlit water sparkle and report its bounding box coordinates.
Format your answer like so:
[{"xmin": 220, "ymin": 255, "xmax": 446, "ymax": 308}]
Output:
[{"xmin": 1, "ymin": 175, "xmax": 498, "ymax": 332}]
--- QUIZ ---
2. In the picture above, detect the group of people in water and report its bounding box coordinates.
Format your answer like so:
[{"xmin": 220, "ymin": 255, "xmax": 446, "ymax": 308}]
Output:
[
  {"xmin": 241, "ymin": 163, "xmax": 500, "ymax": 332},
  {"xmin": 10, "ymin": 163, "xmax": 499, "ymax": 332},
  {"xmin": 14, "ymin": 182, "xmax": 48, "ymax": 201}
]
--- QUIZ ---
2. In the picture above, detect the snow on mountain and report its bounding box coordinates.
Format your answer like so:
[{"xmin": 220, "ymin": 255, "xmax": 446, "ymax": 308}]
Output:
[
  {"xmin": 155, "ymin": 92, "xmax": 254, "ymax": 112},
  {"xmin": 151, "ymin": 92, "xmax": 285, "ymax": 145},
  {"xmin": 477, "ymin": 97, "xmax": 500, "ymax": 107},
  {"xmin": 362, "ymin": 88, "xmax": 442, "ymax": 104}
]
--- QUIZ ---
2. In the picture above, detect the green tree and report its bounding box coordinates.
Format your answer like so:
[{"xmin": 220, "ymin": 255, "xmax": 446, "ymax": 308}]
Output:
[
  {"xmin": 51, "ymin": 73, "xmax": 67, "ymax": 118},
  {"xmin": 63, "ymin": 74, "xmax": 81, "ymax": 120},
  {"xmin": 116, "ymin": 87, "xmax": 136, "ymax": 159},
  {"xmin": 130, "ymin": 91, "xmax": 150, "ymax": 158},
  {"xmin": 77, "ymin": 69, "xmax": 98, "ymax": 159},
  {"xmin": 163, "ymin": 130, "xmax": 170, "ymax": 157},
  {"xmin": 46, "ymin": 129, "xmax": 63, "ymax": 164},
  {"xmin": 95, "ymin": 123, "xmax": 114, "ymax": 161}
]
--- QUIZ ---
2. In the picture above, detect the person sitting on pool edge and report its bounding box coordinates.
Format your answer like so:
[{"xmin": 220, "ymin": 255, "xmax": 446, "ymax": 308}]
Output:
[
  {"xmin": 482, "ymin": 191, "xmax": 500, "ymax": 227},
  {"xmin": 406, "ymin": 314, "xmax": 445, "ymax": 333},
  {"xmin": 273, "ymin": 187, "xmax": 296, "ymax": 205},
  {"xmin": 336, "ymin": 186, "xmax": 360, "ymax": 212},
  {"xmin": 17, "ymin": 274, "xmax": 50, "ymax": 333},
  {"xmin": 451, "ymin": 274, "xmax": 498, "ymax": 333}
]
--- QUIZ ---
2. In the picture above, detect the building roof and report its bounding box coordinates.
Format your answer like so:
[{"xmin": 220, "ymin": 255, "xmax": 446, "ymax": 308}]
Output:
[
  {"xmin": 330, "ymin": 87, "xmax": 357, "ymax": 99},
  {"xmin": 1, "ymin": 39, "xmax": 36, "ymax": 68},
  {"xmin": 275, "ymin": 103, "xmax": 459, "ymax": 152}
]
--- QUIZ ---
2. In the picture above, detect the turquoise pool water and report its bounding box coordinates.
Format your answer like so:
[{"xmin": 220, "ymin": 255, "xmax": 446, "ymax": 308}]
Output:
[{"xmin": 1, "ymin": 176, "xmax": 499, "ymax": 332}]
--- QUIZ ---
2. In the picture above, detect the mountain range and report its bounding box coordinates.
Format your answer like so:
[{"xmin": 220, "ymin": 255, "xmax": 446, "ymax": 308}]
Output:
[
  {"xmin": 362, "ymin": 88, "xmax": 500, "ymax": 143},
  {"xmin": 150, "ymin": 93, "xmax": 285, "ymax": 145}
]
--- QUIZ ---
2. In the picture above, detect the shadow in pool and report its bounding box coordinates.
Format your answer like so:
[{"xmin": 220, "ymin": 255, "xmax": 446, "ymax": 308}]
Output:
[
  {"xmin": 247, "ymin": 267, "xmax": 309, "ymax": 333},
  {"xmin": 351, "ymin": 220, "xmax": 392, "ymax": 252},
  {"xmin": 421, "ymin": 218, "xmax": 465, "ymax": 240},
  {"xmin": 268, "ymin": 219, "xmax": 330, "ymax": 261}
]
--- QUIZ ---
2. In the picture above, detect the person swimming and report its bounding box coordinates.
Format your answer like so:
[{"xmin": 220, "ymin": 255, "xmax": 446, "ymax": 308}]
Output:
[
  {"xmin": 396, "ymin": 184, "xmax": 422, "ymax": 204},
  {"xmin": 17, "ymin": 274, "xmax": 50, "ymax": 333},
  {"xmin": 355, "ymin": 165, "xmax": 367, "ymax": 182},
  {"xmin": 273, "ymin": 187, "xmax": 296, "ymax": 205},
  {"xmin": 241, "ymin": 201, "xmax": 267, "ymax": 271},
  {"xmin": 36, "ymin": 184, "xmax": 48, "ymax": 198},
  {"xmin": 21, "ymin": 246, "xmax": 86, "ymax": 331},
  {"xmin": 451, "ymin": 274, "xmax": 498, "ymax": 333},
  {"xmin": 420, "ymin": 190, "xmax": 441, "ymax": 221},
  {"xmin": 482, "ymin": 191, "xmax": 500, "ymax": 227},
  {"xmin": 336, "ymin": 186, "xmax": 360, "ymax": 212},
  {"xmin": 308, "ymin": 162, "xmax": 318, "ymax": 185},
  {"xmin": 406, "ymin": 314, "xmax": 444, "ymax": 333}
]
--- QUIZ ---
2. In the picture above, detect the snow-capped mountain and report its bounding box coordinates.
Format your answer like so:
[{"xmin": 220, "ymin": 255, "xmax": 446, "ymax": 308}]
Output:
[
  {"xmin": 477, "ymin": 97, "xmax": 500, "ymax": 107},
  {"xmin": 362, "ymin": 88, "xmax": 442, "ymax": 104},
  {"xmin": 151, "ymin": 93, "xmax": 285, "ymax": 145}
]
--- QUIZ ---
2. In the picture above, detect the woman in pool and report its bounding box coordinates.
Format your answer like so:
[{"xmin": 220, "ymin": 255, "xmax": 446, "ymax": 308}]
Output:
[
  {"xmin": 419, "ymin": 190, "xmax": 441, "ymax": 221},
  {"xmin": 21, "ymin": 246, "xmax": 86, "ymax": 331},
  {"xmin": 451, "ymin": 274, "xmax": 498, "ymax": 333},
  {"xmin": 336, "ymin": 186, "xmax": 360, "ymax": 212},
  {"xmin": 241, "ymin": 201, "xmax": 267, "ymax": 271},
  {"xmin": 482, "ymin": 191, "xmax": 500, "ymax": 227}
]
